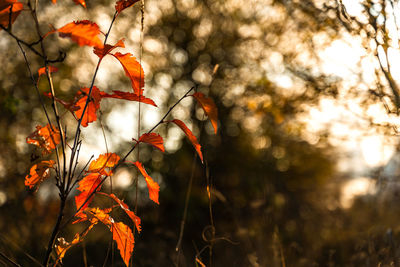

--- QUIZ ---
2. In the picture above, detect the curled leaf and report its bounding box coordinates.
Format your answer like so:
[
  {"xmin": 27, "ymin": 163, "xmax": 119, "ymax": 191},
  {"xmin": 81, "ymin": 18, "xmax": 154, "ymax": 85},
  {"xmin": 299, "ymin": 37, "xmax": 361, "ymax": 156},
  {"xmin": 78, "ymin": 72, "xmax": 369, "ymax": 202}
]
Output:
[
  {"xmin": 0, "ymin": 0, "xmax": 23, "ymax": 29},
  {"xmin": 112, "ymin": 52, "xmax": 144, "ymax": 95},
  {"xmin": 192, "ymin": 92, "xmax": 218, "ymax": 134},
  {"xmin": 107, "ymin": 193, "xmax": 141, "ymax": 232},
  {"xmin": 115, "ymin": 0, "xmax": 139, "ymax": 14},
  {"xmin": 94, "ymin": 39, "xmax": 125, "ymax": 59},
  {"xmin": 100, "ymin": 90, "xmax": 156, "ymax": 107},
  {"xmin": 26, "ymin": 124, "xmax": 61, "ymax": 155},
  {"xmin": 25, "ymin": 160, "xmax": 55, "ymax": 189},
  {"xmin": 138, "ymin": 133, "xmax": 164, "ymax": 152},
  {"xmin": 130, "ymin": 161, "xmax": 160, "ymax": 204},
  {"xmin": 169, "ymin": 119, "xmax": 203, "ymax": 163},
  {"xmin": 58, "ymin": 20, "xmax": 102, "ymax": 48}
]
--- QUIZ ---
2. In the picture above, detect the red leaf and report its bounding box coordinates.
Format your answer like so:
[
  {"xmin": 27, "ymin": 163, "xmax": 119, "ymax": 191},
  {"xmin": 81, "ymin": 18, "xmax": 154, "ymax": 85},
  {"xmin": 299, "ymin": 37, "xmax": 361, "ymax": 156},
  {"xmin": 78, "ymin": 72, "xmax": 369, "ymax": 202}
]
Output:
[
  {"xmin": 107, "ymin": 193, "xmax": 141, "ymax": 232},
  {"xmin": 100, "ymin": 90, "xmax": 156, "ymax": 107},
  {"xmin": 74, "ymin": 173, "xmax": 102, "ymax": 211},
  {"xmin": 88, "ymin": 153, "xmax": 120, "ymax": 175},
  {"xmin": 72, "ymin": 0, "xmax": 86, "ymax": 8},
  {"xmin": 0, "ymin": 0, "xmax": 23, "ymax": 29},
  {"xmin": 38, "ymin": 66, "xmax": 58, "ymax": 77},
  {"xmin": 115, "ymin": 0, "xmax": 139, "ymax": 14},
  {"xmin": 94, "ymin": 39, "xmax": 125, "ymax": 59},
  {"xmin": 170, "ymin": 119, "xmax": 203, "ymax": 163},
  {"xmin": 84, "ymin": 207, "xmax": 135, "ymax": 267},
  {"xmin": 25, "ymin": 160, "xmax": 55, "ymax": 189},
  {"xmin": 58, "ymin": 20, "xmax": 102, "ymax": 48},
  {"xmin": 73, "ymin": 87, "xmax": 102, "ymax": 127},
  {"xmin": 192, "ymin": 92, "xmax": 218, "ymax": 134},
  {"xmin": 112, "ymin": 52, "xmax": 144, "ymax": 95},
  {"xmin": 130, "ymin": 161, "xmax": 159, "ymax": 204},
  {"xmin": 138, "ymin": 133, "xmax": 164, "ymax": 152},
  {"xmin": 26, "ymin": 124, "xmax": 61, "ymax": 155}
]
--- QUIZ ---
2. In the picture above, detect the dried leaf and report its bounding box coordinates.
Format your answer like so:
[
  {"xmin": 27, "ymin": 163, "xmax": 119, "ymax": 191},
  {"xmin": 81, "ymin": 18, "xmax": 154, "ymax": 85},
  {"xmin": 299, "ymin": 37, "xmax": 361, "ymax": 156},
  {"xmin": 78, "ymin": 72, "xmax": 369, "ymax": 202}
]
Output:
[
  {"xmin": 0, "ymin": 0, "xmax": 23, "ymax": 29},
  {"xmin": 100, "ymin": 90, "xmax": 156, "ymax": 107},
  {"xmin": 130, "ymin": 161, "xmax": 160, "ymax": 204},
  {"xmin": 138, "ymin": 133, "xmax": 165, "ymax": 152},
  {"xmin": 58, "ymin": 20, "xmax": 102, "ymax": 48},
  {"xmin": 26, "ymin": 124, "xmax": 61, "ymax": 155},
  {"xmin": 115, "ymin": 0, "xmax": 139, "ymax": 14},
  {"xmin": 170, "ymin": 119, "xmax": 203, "ymax": 163},
  {"xmin": 192, "ymin": 92, "xmax": 218, "ymax": 134},
  {"xmin": 74, "ymin": 173, "xmax": 102, "ymax": 211},
  {"xmin": 25, "ymin": 160, "xmax": 55, "ymax": 189},
  {"xmin": 112, "ymin": 52, "xmax": 144, "ymax": 95},
  {"xmin": 94, "ymin": 39, "xmax": 125, "ymax": 59},
  {"xmin": 107, "ymin": 193, "xmax": 141, "ymax": 232}
]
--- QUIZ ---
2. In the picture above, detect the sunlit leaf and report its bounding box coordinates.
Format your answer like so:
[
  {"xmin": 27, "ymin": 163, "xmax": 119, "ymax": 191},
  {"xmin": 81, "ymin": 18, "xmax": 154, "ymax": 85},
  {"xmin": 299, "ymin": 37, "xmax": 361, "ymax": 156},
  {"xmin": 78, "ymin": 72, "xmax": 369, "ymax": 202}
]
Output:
[
  {"xmin": 192, "ymin": 92, "xmax": 218, "ymax": 134},
  {"xmin": 26, "ymin": 124, "xmax": 61, "ymax": 155},
  {"xmin": 130, "ymin": 161, "xmax": 160, "ymax": 204},
  {"xmin": 88, "ymin": 153, "xmax": 120, "ymax": 175},
  {"xmin": 74, "ymin": 173, "xmax": 102, "ymax": 211},
  {"xmin": 73, "ymin": 87, "xmax": 102, "ymax": 127},
  {"xmin": 0, "ymin": 0, "xmax": 23, "ymax": 29},
  {"xmin": 73, "ymin": 0, "xmax": 86, "ymax": 8},
  {"xmin": 112, "ymin": 52, "xmax": 144, "ymax": 95},
  {"xmin": 115, "ymin": 0, "xmax": 139, "ymax": 14},
  {"xmin": 100, "ymin": 90, "xmax": 156, "ymax": 107},
  {"xmin": 107, "ymin": 193, "xmax": 141, "ymax": 232},
  {"xmin": 94, "ymin": 39, "xmax": 125, "ymax": 59},
  {"xmin": 58, "ymin": 20, "xmax": 102, "ymax": 48},
  {"xmin": 25, "ymin": 160, "xmax": 55, "ymax": 189},
  {"xmin": 169, "ymin": 119, "xmax": 203, "ymax": 163},
  {"xmin": 138, "ymin": 133, "xmax": 165, "ymax": 152}
]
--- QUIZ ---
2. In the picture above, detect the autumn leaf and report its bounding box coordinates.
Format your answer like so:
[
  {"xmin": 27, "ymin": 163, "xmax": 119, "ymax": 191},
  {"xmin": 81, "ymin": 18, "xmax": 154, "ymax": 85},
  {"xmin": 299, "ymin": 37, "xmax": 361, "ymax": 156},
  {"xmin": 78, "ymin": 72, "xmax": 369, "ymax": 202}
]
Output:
[
  {"xmin": 74, "ymin": 173, "xmax": 102, "ymax": 211},
  {"xmin": 115, "ymin": 0, "xmax": 139, "ymax": 14},
  {"xmin": 58, "ymin": 20, "xmax": 102, "ymax": 48},
  {"xmin": 25, "ymin": 160, "xmax": 55, "ymax": 189},
  {"xmin": 100, "ymin": 193, "xmax": 141, "ymax": 232},
  {"xmin": 130, "ymin": 161, "xmax": 160, "ymax": 204},
  {"xmin": 169, "ymin": 119, "xmax": 203, "ymax": 163},
  {"xmin": 84, "ymin": 207, "xmax": 135, "ymax": 267},
  {"xmin": 73, "ymin": 0, "xmax": 86, "ymax": 8},
  {"xmin": 0, "ymin": 0, "xmax": 23, "ymax": 29},
  {"xmin": 100, "ymin": 90, "xmax": 157, "ymax": 107},
  {"xmin": 26, "ymin": 124, "xmax": 61, "ymax": 155},
  {"xmin": 73, "ymin": 87, "xmax": 102, "ymax": 127},
  {"xmin": 88, "ymin": 153, "xmax": 120, "ymax": 175},
  {"xmin": 112, "ymin": 52, "xmax": 144, "ymax": 95},
  {"xmin": 38, "ymin": 66, "xmax": 58, "ymax": 77},
  {"xmin": 137, "ymin": 133, "xmax": 165, "ymax": 152},
  {"xmin": 192, "ymin": 92, "xmax": 218, "ymax": 134},
  {"xmin": 94, "ymin": 39, "xmax": 125, "ymax": 59}
]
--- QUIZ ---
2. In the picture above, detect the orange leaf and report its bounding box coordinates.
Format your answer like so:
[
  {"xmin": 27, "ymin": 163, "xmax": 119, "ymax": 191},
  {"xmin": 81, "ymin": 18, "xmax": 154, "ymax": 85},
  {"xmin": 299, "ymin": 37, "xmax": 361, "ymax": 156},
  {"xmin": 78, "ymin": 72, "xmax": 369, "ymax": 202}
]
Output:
[
  {"xmin": 130, "ymin": 161, "xmax": 159, "ymax": 204},
  {"xmin": 26, "ymin": 124, "xmax": 61, "ymax": 155},
  {"xmin": 100, "ymin": 90, "xmax": 156, "ymax": 107},
  {"xmin": 73, "ymin": 86, "xmax": 102, "ymax": 127},
  {"xmin": 75, "ymin": 173, "xmax": 102, "ymax": 211},
  {"xmin": 58, "ymin": 20, "xmax": 102, "ymax": 48},
  {"xmin": 0, "ymin": 0, "xmax": 23, "ymax": 29},
  {"xmin": 192, "ymin": 92, "xmax": 218, "ymax": 134},
  {"xmin": 84, "ymin": 207, "xmax": 135, "ymax": 267},
  {"xmin": 115, "ymin": 0, "xmax": 139, "ymax": 14},
  {"xmin": 51, "ymin": 0, "xmax": 56, "ymax": 3},
  {"xmin": 94, "ymin": 39, "xmax": 125, "ymax": 59},
  {"xmin": 25, "ymin": 160, "xmax": 55, "ymax": 189},
  {"xmin": 170, "ymin": 119, "xmax": 203, "ymax": 163},
  {"xmin": 138, "ymin": 133, "xmax": 164, "ymax": 152},
  {"xmin": 72, "ymin": 0, "xmax": 86, "ymax": 8},
  {"xmin": 88, "ymin": 153, "xmax": 120, "ymax": 175},
  {"xmin": 38, "ymin": 66, "xmax": 58, "ymax": 77},
  {"xmin": 106, "ymin": 193, "xmax": 141, "ymax": 232},
  {"xmin": 112, "ymin": 52, "xmax": 144, "ymax": 95}
]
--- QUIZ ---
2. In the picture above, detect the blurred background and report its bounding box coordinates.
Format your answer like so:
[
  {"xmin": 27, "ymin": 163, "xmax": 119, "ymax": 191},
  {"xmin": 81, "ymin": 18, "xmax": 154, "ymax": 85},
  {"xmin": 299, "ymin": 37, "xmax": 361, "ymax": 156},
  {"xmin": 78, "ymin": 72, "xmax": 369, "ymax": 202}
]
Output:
[{"xmin": 2, "ymin": 0, "xmax": 400, "ymax": 266}]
